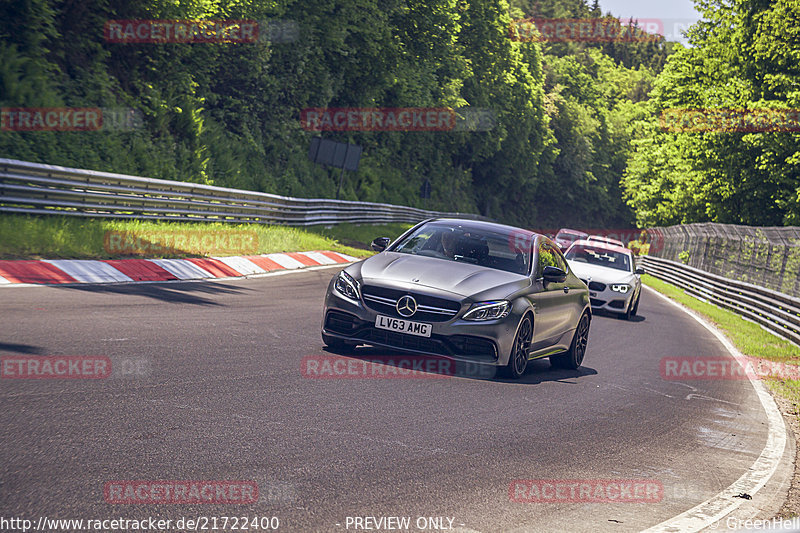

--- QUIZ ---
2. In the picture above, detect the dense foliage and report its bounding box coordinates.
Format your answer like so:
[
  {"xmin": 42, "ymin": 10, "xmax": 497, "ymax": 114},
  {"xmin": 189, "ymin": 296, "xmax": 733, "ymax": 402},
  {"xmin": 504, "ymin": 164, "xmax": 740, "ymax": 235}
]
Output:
[
  {"xmin": 0, "ymin": 0, "xmax": 715, "ymax": 229},
  {"xmin": 622, "ymin": 0, "xmax": 800, "ymax": 227}
]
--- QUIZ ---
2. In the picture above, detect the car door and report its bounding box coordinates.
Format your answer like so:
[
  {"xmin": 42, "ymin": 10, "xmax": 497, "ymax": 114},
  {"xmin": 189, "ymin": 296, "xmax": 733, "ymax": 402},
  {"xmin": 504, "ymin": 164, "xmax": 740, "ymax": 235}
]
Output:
[
  {"xmin": 530, "ymin": 239, "xmax": 571, "ymax": 351},
  {"xmin": 551, "ymin": 243, "xmax": 584, "ymax": 341}
]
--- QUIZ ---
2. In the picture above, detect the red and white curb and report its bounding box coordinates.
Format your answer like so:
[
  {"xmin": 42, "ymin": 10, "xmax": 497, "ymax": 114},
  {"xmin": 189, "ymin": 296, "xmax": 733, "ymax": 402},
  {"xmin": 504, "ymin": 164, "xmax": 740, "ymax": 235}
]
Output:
[{"xmin": 0, "ymin": 251, "xmax": 357, "ymax": 285}]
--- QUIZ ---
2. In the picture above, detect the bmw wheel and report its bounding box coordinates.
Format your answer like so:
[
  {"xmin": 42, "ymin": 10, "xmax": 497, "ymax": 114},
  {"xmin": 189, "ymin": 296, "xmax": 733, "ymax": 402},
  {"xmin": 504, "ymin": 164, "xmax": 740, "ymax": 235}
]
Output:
[{"xmin": 623, "ymin": 292, "xmax": 640, "ymax": 320}]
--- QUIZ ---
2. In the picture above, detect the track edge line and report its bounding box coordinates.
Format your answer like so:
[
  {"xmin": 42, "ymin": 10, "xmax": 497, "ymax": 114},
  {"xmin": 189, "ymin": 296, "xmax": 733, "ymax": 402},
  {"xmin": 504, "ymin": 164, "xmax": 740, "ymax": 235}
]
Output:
[{"xmin": 640, "ymin": 285, "xmax": 789, "ymax": 533}]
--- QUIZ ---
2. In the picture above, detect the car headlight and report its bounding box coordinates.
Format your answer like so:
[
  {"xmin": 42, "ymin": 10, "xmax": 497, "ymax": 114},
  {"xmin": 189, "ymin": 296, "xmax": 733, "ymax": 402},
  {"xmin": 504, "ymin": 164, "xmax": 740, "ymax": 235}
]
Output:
[
  {"xmin": 334, "ymin": 271, "xmax": 361, "ymax": 301},
  {"xmin": 611, "ymin": 284, "xmax": 630, "ymax": 293},
  {"xmin": 463, "ymin": 301, "xmax": 511, "ymax": 321}
]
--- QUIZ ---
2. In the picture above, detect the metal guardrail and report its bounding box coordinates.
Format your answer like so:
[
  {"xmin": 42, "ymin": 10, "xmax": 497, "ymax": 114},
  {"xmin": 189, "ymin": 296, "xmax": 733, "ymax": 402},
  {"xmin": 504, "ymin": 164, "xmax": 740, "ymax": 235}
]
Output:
[
  {"xmin": 640, "ymin": 255, "xmax": 800, "ymax": 347},
  {"xmin": 0, "ymin": 158, "xmax": 480, "ymax": 226}
]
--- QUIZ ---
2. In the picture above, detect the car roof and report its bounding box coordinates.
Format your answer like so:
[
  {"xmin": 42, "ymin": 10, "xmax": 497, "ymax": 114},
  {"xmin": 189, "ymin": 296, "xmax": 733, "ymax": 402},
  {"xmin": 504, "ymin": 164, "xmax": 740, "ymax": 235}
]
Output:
[
  {"xmin": 587, "ymin": 235, "xmax": 623, "ymax": 243},
  {"xmin": 569, "ymin": 239, "xmax": 631, "ymax": 255},
  {"xmin": 556, "ymin": 228, "xmax": 588, "ymax": 236},
  {"xmin": 429, "ymin": 217, "xmax": 538, "ymax": 238}
]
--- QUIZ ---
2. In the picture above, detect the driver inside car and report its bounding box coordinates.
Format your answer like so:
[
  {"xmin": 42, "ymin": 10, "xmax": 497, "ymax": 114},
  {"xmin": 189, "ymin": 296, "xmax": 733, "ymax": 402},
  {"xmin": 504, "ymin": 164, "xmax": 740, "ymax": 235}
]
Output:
[{"xmin": 429, "ymin": 227, "xmax": 462, "ymax": 259}]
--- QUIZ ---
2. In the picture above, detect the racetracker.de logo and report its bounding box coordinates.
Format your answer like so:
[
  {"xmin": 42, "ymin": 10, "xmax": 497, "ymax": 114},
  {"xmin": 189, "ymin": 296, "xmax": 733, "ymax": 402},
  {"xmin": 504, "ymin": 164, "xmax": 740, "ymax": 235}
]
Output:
[
  {"xmin": 104, "ymin": 481, "xmax": 258, "ymax": 504},
  {"xmin": 104, "ymin": 229, "xmax": 259, "ymax": 256},
  {"xmin": 660, "ymin": 356, "xmax": 800, "ymax": 381},
  {"xmin": 104, "ymin": 20, "xmax": 259, "ymax": 43},
  {"xmin": 1, "ymin": 356, "xmax": 111, "ymax": 379},
  {"xmin": 300, "ymin": 108, "xmax": 457, "ymax": 132},
  {"xmin": 508, "ymin": 230, "xmax": 536, "ymax": 254},
  {"xmin": 509, "ymin": 228, "xmax": 664, "ymax": 255},
  {"xmin": 3, "ymin": 108, "xmax": 91, "ymax": 132},
  {"xmin": 1, "ymin": 107, "xmax": 143, "ymax": 132},
  {"xmin": 509, "ymin": 479, "xmax": 663, "ymax": 503},
  {"xmin": 660, "ymin": 108, "xmax": 800, "ymax": 133},
  {"xmin": 509, "ymin": 17, "xmax": 661, "ymax": 42},
  {"xmin": 301, "ymin": 355, "xmax": 464, "ymax": 379}
]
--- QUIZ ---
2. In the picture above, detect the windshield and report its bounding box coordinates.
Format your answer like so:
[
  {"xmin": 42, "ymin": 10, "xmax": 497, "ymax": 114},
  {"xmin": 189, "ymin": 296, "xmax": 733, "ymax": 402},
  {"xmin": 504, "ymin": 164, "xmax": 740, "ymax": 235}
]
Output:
[
  {"xmin": 565, "ymin": 244, "xmax": 632, "ymax": 273},
  {"xmin": 392, "ymin": 222, "xmax": 531, "ymax": 275}
]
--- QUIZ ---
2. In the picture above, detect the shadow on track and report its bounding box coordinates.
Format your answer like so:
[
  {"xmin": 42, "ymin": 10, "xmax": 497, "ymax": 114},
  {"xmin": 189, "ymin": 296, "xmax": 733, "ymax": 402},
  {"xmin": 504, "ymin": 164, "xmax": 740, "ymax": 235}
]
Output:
[
  {"xmin": 592, "ymin": 309, "xmax": 647, "ymax": 323},
  {"xmin": 0, "ymin": 342, "xmax": 46, "ymax": 354},
  {"xmin": 507, "ymin": 356, "xmax": 598, "ymax": 384},
  {"xmin": 321, "ymin": 345, "xmax": 598, "ymax": 384},
  {"xmin": 53, "ymin": 280, "xmax": 252, "ymax": 305}
]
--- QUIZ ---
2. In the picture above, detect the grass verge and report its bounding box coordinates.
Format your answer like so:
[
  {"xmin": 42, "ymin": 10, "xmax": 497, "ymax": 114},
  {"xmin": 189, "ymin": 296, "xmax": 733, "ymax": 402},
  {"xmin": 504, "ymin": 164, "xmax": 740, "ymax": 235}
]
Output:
[
  {"xmin": 306, "ymin": 222, "xmax": 414, "ymax": 249},
  {"xmin": 0, "ymin": 214, "xmax": 381, "ymax": 260}
]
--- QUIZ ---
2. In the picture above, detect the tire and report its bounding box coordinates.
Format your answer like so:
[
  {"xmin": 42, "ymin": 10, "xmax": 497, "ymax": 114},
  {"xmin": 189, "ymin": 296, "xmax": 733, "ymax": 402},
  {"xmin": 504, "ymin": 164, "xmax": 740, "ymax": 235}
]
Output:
[
  {"xmin": 622, "ymin": 298, "xmax": 633, "ymax": 320},
  {"xmin": 550, "ymin": 313, "xmax": 590, "ymax": 370},
  {"xmin": 500, "ymin": 315, "xmax": 533, "ymax": 379},
  {"xmin": 622, "ymin": 292, "xmax": 639, "ymax": 320},
  {"xmin": 322, "ymin": 333, "xmax": 356, "ymax": 353},
  {"xmin": 631, "ymin": 292, "xmax": 640, "ymax": 317}
]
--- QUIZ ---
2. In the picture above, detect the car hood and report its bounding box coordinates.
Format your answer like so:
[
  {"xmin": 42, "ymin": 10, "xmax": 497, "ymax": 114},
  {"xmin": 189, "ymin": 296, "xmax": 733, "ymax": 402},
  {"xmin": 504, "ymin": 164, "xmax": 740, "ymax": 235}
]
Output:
[
  {"xmin": 356, "ymin": 252, "xmax": 528, "ymax": 298},
  {"xmin": 567, "ymin": 261, "xmax": 635, "ymax": 284}
]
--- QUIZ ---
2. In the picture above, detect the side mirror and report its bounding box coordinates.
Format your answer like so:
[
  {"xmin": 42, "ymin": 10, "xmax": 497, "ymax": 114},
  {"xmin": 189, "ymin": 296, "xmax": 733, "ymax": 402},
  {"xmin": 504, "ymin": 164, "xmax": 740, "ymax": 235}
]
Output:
[
  {"xmin": 635, "ymin": 266, "xmax": 645, "ymax": 275},
  {"xmin": 542, "ymin": 265, "xmax": 567, "ymax": 283},
  {"xmin": 370, "ymin": 237, "xmax": 391, "ymax": 252}
]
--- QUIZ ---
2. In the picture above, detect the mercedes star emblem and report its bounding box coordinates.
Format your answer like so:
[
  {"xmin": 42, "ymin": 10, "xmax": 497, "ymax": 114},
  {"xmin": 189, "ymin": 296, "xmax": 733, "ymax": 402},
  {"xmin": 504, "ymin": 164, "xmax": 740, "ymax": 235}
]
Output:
[{"xmin": 396, "ymin": 295, "xmax": 418, "ymax": 318}]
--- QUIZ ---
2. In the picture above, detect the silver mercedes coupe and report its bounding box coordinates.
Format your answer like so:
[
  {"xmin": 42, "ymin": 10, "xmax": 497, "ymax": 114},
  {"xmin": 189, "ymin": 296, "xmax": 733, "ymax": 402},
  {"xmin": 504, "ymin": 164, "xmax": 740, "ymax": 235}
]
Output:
[{"xmin": 321, "ymin": 218, "xmax": 592, "ymax": 378}]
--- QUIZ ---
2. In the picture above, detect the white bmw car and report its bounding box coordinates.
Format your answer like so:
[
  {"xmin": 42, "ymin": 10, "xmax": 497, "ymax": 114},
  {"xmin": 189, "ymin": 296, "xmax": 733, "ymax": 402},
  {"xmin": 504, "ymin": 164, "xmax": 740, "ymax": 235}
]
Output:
[{"xmin": 564, "ymin": 240, "xmax": 644, "ymax": 320}]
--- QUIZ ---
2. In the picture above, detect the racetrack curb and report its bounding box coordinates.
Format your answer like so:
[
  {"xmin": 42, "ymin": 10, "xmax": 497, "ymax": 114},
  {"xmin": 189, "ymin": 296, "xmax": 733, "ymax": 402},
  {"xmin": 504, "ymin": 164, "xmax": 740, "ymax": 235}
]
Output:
[{"xmin": 0, "ymin": 251, "xmax": 358, "ymax": 286}]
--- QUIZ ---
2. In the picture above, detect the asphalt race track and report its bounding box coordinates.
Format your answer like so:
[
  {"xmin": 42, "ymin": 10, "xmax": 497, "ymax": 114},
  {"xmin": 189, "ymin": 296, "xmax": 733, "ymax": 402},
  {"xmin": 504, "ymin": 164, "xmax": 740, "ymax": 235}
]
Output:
[{"xmin": 0, "ymin": 267, "xmax": 774, "ymax": 532}]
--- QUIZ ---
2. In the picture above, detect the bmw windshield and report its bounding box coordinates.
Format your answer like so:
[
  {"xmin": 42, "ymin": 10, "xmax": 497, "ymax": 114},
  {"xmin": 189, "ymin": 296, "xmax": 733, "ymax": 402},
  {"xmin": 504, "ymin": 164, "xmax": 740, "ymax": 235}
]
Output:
[{"xmin": 565, "ymin": 244, "xmax": 632, "ymax": 273}]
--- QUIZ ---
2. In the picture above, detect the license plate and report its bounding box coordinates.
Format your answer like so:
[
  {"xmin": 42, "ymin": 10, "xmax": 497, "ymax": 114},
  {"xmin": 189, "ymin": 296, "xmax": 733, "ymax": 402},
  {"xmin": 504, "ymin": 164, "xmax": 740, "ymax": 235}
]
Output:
[{"xmin": 375, "ymin": 315, "xmax": 432, "ymax": 338}]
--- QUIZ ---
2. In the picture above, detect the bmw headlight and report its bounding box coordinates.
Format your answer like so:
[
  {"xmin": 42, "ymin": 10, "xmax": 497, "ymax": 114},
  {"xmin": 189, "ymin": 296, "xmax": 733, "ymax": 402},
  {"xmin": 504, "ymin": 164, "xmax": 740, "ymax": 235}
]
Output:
[
  {"xmin": 463, "ymin": 301, "xmax": 511, "ymax": 321},
  {"xmin": 611, "ymin": 284, "xmax": 630, "ymax": 293},
  {"xmin": 334, "ymin": 271, "xmax": 361, "ymax": 301}
]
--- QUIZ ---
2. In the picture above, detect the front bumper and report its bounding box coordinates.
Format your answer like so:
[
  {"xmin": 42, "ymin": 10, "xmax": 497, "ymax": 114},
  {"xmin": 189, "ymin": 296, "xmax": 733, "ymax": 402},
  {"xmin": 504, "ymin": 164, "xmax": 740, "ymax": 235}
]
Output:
[
  {"xmin": 584, "ymin": 282, "xmax": 635, "ymax": 314},
  {"xmin": 321, "ymin": 279, "xmax": 521, "ymax": 366}
]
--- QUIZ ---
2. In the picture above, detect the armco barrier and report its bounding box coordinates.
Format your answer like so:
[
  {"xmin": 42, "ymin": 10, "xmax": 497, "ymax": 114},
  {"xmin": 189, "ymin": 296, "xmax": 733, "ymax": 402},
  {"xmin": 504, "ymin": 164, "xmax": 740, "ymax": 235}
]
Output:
[
  {"xmin": 640, "ymin": 255, "xmax": 800, "ymax": 347},
  {"xmin": 0, "ymin": 158, "xmax": 480, "ymax": 226}
]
